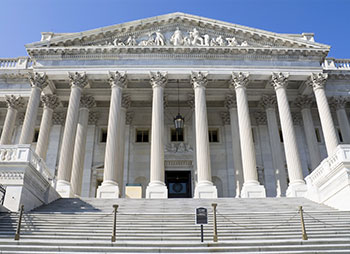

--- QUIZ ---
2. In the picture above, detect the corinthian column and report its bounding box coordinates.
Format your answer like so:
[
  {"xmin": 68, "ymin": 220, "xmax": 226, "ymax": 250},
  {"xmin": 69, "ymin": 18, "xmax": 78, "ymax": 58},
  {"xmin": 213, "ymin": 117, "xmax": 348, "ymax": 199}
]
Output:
[
  {"xmin": 271, "ymin": 72, "xmax": 306, "ymax": 197},
  {"xmin": 0, "ymin": 95, "xmax": 24, "ymax": 144},
  {"xmin": 260, "ymin": 95, "xmax": 287, "ymax": 196},
  {"xmin": 19, "ymin": 72, "xmax": 48, "ymax": 144},
  {"xmin": 191, "ymin": 72, "xmax": 217, "ymax": 198},
  {"xmin": 146, "ymin": 72, "xmax": 168, "ymax": 199},
  {"xmin": 71, "ymin": 95, "xmax": 95, "ymax": 196},
  {"xmin": 97, "ymin": 71, "xmax": 126, "ymax": 198},
  {"xmin": 329, "ymin": 96, "xmax": 350, "ymax": 143},
  {"xmin": 56, "ymin": 72, "xmax": 88, "ymax": 197},
  {"xmin": 308, "ymin": 73, "xmax": 338, "ymax": 155},
  {"xmin": 294, "ymin": 96, "xmax": 321, "ymax": 170},
  {"xmin": 225, "ymin": 95, "xmax": 243, "ymax": 197},
  {"xmin": 231, "ymin": 72, "xmax": 265, "ymax": 198},
  {"xmin": 35, "ymin": 95, "xmax": 60, "ymax": 161}
]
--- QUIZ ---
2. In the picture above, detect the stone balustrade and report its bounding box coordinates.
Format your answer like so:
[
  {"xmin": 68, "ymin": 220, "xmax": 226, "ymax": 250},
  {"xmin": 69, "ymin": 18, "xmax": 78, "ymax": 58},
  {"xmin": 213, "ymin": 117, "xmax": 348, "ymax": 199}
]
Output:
[
  {"xmin": 0, "ymin": 144, "xmax": 54, "ymax": 184},
  {"xmin": 323, "ymin": 58, "xmax": 350, "ymax": 70},
  {"xmin": 305, "ymin": 145, "xmax": 350, "ymax": 210},
  {"xmin": 0, "ymin": 57, "xmax": 33, "ymax": 69}
]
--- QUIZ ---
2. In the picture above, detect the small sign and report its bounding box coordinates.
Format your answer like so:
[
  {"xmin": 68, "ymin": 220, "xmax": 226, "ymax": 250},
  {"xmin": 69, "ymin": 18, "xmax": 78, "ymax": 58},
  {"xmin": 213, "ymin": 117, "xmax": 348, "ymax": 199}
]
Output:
[{"xmin": 196, "ymin": 207, "xmax": 208, "ymax": 225}]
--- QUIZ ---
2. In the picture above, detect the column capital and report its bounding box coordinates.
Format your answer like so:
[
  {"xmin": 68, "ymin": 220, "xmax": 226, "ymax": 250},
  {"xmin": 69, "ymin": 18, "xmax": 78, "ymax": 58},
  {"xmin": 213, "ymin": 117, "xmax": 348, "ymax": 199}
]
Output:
[
  {"xmin": 271, "ymin": 72, "xmax": 289, "ymax": 90},
  {"xmin": 260, "ymin": 95, "xmax": 277, "ymax": 109},
  {"xmin": 88, "ymin": 111, "xmax": 98, "ymax": 125},
  {"xmin": 187, "ymin": 94, "xmax": 195, "ymax": 110},
  {"xmin": 191, "ymin": 71, "xmax": 208, "ymax": 89},
  {"xmin": 29, "ymin": 72, "xmax": 49, "ymax": 90},
  {"xmin": 122, "ymin": 94, "xmax": 131, "ymax": 109},
  {"xmin": 80, "ymin": 95, "xmax": 96, "ymax": 109},
  {"xmin": 41, "ymin": 94, "xmax": 60, "ymax": 110},
  {"xmin": 220, "ymin": 111, "xmax": 230, "ymax": 125},
  {"xmin": 5, "ymin": 95, "xmax": 24, "ymax": 109},
  {"xmin": 307, "ymin": 73, "xmax": 328, "ymax": 90},
  {"xmin": 69, "ymin": 72, "xmax": 88, "ymax": 89},
  {"xmin": 126, "ymin": 111, "xmax": 134, "ymax": 125},
  {"xmin": 329, "ymin": 96, "xmax": 348, "ymax": 110},
  {"xmin": 255, "ymin": 111, "xmax": 267, "ymax": 125},
  {"xmin": 150, "ymin": 71, "xmax": 167, "ymax": 88},
  {"xmin": 294, "ymin": 95, "xmax": 313, "ymax": 109},
  {"xmin": 230, "ymin": 72, "xmax": 249, "ymax": 90},
  {"xmin": 109, "ymin": 71, "xmax": 127, "ymax": 88},
  {"xmin": 225, "ymin": 94, "xmax": 237, "ymax": 109},
  {"xmin": 292, "ymin": 112, "xmax": 302, "ymax": 125},
  {"xmin": 53, "ymin": 112, "xmax": 65, "ymax": 125}
]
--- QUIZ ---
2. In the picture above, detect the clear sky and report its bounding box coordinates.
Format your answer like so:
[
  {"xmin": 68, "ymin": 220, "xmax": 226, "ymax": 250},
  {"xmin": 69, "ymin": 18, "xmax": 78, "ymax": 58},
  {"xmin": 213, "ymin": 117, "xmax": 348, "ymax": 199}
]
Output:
[{"xmin": 1, "ymin": 0, "xmax": 349, "ymax": 59}]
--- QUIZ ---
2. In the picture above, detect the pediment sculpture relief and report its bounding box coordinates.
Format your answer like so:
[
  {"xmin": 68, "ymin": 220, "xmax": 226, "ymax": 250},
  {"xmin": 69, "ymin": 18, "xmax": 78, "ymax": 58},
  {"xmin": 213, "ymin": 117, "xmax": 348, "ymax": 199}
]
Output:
[
  {"xmin": 97, "ymin": 28, "xmax": 249, "ymax": 48},
  {"xmin": 165, "ymin": 142, "xmax": 193, "ymax": 154}
]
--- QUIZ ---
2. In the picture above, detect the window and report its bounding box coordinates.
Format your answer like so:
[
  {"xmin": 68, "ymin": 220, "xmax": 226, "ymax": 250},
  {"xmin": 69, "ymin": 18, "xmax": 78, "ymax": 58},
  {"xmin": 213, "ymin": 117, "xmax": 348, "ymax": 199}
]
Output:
[
  {"xmin": 171, "ymin": 128, "xmax": 184, "ymax": 142},
  {"xmin": 279, "ymin": 129, "xmax": 284, "ymax": 143},
  {"xmin": 100, "ymin": 128, "xmax": 107, "ymax": 143},
  {"xmin": 32, "ymin": 129, "xmax": 39, "ymax": 143},
  {"xmin": 338, "ymin": 128, "xmax": 344, "ymax": 143},
  {"xmin": 136, "ymin": 129, "xmax": 149, "ymax": 143},
  {"xmin": 315, "ymin": 128, "xmax": 321, "ymax": 143},
  {"xmin": 209, "ymin": 129, "xmax": 219, "ymax": 143}
]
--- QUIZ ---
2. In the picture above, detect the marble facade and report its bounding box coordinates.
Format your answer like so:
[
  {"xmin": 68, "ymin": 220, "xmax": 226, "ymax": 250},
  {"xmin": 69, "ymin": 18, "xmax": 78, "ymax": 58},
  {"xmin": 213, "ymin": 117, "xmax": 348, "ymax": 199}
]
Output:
[{"xmin": 0, "ymin": 13, "xmax": 350, "ymax": 206}]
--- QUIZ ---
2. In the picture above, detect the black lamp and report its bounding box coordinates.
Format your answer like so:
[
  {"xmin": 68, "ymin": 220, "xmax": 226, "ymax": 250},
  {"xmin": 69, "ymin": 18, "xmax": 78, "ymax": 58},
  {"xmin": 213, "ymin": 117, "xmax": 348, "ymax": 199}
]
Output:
[{"xmin": 174, "ymin": 80, "xmax": 184, "ymax": 132}]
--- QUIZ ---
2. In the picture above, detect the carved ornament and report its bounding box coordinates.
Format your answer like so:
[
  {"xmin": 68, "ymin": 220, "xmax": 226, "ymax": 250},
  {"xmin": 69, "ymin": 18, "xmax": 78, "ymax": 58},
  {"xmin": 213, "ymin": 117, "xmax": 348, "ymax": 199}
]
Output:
[
  {"xmin": 231, "ymin": 72, "xmax": 249, "ymax": 89},
  {"xmin": 150, "ymin": 71, "xmax": 167, "ymax": 88},
  {"xmin": 191, "ymin": 71, "xmax": 208, "ymax": 88},
  {"xmin": 109, "ymin": 71, "xmax": 127, "ymax": 88},
  {"xmin": 41, "ymin": 94, "xmax": 60, "ymax": 110},
  {"xmin": 122, "ymin": 95, "xmax": 131, "ymax": 109},
  {"xmin": 225, "ymin": 95, "xmax": 237, "ymax": 109},
  {"xmin": 220, "ymin": 111, "xmax": 230, "ymax": 125},
  {"xmin": 294, "ymin": 95, "xmax": 313, "ymax": 109},
  {"xmin": 80, "ymin": 95, "xmax": 96, "ymax": 109},
  {"xmin": 5, "ymin": 95, "xmax": 24, "ymax": 110},
  {"xmin": 29, "ymin": 72, "xmax": 49, "ymax": 90},
  {"xmin": 307, "ymin": 73, "xmax": 328, "ymax": 90},
  {"xmin": 271, "ymin": 72, "xmax": 289, "ymax": 89},
  {"xmin": 260, "ymin": 95, "xmax": 277, "ymax": 109},
  {"xmin": 68, "ymin": 72, "xmax": 88, "ymax": 89},
  {"xmin": 329, "ymin": 96, "xmax": 348, "ymax": 110}
]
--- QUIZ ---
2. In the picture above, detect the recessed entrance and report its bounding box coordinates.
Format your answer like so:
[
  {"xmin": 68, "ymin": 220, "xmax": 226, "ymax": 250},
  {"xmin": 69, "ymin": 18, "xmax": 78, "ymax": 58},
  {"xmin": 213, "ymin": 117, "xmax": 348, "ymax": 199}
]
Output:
[{"xmin": 165, "ymin": 171, "xmax": 192, "ymax": 198}]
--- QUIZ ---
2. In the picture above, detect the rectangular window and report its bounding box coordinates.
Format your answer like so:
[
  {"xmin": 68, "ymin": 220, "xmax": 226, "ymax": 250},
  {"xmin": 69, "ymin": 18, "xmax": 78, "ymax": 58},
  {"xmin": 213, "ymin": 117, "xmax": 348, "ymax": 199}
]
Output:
[
  {"xmin": 171, "ymin": 128, "xmax": 184, "ymax": 142},
  {"xmin": 338, "ymin": 128, "xmax": 344, "ymax": 143},
  {"xmin": 315, "ymin": 128, "xmax": 321, "ymax": 143},
  {"xmin": 209, "ymin": 129, "xmax": 219, "ymax": 143},
  {"xmin": 100, "ymin": 128, "xmax": 107, "ymax": 143},
  {"xmin": 32, "ymin": 128, "xmax": 39, "ymax": 143},
  {"xmin": 136, "ymin": 129, "xmax": 149, "ymax": 143},
  {"xmin": 279, "ymin": 129, "xmax": 284, "ymax": 143}
]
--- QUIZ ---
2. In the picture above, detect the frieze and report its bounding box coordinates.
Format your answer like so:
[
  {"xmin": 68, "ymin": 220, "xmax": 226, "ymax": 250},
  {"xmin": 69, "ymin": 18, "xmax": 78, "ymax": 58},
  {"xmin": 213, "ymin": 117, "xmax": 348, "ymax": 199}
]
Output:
[{"xmin": 165, "ymin": 142, "xmax": 193, "ymax": 154}]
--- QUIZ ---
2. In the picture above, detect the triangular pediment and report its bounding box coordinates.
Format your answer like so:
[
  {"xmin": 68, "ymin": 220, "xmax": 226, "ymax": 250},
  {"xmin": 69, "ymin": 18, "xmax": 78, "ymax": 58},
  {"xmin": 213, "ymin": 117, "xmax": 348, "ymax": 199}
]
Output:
[{"xmin": 26, "ymin": 12, "xmax": 329, "ymax": 51}]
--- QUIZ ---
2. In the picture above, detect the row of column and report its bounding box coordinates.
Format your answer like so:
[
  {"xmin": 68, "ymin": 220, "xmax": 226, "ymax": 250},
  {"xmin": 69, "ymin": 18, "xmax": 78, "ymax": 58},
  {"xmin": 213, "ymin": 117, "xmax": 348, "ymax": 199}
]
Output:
[{"xmin": 0, "ymin": 71, "xmax": 347, "ymax": 199}]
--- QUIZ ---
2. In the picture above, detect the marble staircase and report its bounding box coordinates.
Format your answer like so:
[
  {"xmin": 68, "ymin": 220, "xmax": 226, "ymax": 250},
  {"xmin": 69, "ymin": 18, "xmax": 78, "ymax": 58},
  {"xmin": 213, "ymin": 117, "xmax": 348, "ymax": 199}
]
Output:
[{"xmin": 1, "ymin": 198, "xmax": 350, "ymax": 253}]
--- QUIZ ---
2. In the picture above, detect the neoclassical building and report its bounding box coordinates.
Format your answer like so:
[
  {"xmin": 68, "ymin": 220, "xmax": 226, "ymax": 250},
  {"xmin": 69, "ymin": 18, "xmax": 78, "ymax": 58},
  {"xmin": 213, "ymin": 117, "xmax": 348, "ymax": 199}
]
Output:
[{"xmin": 0, "ymin": 13, "xmax": 350, "ymax": 206}]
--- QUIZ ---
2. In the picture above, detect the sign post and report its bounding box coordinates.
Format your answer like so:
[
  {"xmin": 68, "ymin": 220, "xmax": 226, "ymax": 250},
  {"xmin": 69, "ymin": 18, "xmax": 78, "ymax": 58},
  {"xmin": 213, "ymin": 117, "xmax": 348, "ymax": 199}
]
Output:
[{"xmin": 196, "ymin": 207, "xmax": 208, "ymax": 242}]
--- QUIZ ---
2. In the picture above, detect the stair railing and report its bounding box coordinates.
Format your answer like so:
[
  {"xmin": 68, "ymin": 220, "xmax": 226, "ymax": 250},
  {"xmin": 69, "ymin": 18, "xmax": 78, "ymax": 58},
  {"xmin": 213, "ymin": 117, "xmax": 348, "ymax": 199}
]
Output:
[
  {"xmin": 111, "ymin": 204, "xmax": 119, "ymax": 242},
  {"xmin": 14, "ymin": 204, "xmax": 24, "ymax": 240},
  {"xmin": 212, "ymin": 203, "xmax": 218, "ymax": 242},
  {"xmin": 299, "ymin": 206, "xmax": 308, "ymax": 240}
]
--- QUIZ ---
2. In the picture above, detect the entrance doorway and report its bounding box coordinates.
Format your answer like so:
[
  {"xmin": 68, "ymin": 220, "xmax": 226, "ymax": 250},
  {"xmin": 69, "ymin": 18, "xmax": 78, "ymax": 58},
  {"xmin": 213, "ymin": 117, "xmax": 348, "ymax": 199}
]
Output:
[{"xmin": 165, "ymin": 171, "xmax": 192, "ymax": 198}]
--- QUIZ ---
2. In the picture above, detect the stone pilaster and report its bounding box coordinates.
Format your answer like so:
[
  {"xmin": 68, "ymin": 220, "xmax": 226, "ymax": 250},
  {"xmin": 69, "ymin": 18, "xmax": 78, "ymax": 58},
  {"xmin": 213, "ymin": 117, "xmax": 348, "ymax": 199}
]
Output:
[
  {"xmin": 97, "ymin": 71, "xmax": 126, "ymax": 198},
  {"xmin": 271, "ymin": 73, "xmax": 306, "ymax": 197},
  {"xmin": 0, "ymin": 95, "xmax": 24, "ymax": 145},
  {"xmin": 191, "ymin": 72, "xmax": 217, "ymax": 198},
  {"xmin": 71, "ymin": 95, "xmax": 95, "ymax": 196},
  {"xmin": 260, "ymin": 95, "xmax": 287, "ymax": 196},
  {"xmin": 225, "ymin": 95, "xmax": 244, "ymax": 198},
  {"xmin": 329, "ymin": 96, "xmax": 350, "ymax": 143},
  {"xmin": 308, "ymin": 73, "xmax": 338, "ymax": 155},
  {"xmin": 146, "ymin": 71, "xmax": 168, "ymax": 198},
  {"xmin": 19, "ymin": 72, "xmax": 48, "ymax": 144},
  {"xmin": 35, "ymin": 94, "xmax": 60, "ymax": 161},
  {"xmin": 231, "ymin": 72, "xmax": 265, "ymax": 198},
  {"xmin": 294, "ymin": 95, "xmax": 321, "ymax": 170},
  {"xmin": 57, "ymin": 72, "xmax": 88, "ymax": 197}
]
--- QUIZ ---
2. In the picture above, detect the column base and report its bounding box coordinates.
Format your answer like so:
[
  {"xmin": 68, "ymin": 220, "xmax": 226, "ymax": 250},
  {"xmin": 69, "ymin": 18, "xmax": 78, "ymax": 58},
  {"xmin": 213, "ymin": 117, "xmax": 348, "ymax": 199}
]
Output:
[
  {"xmin": 56, "ymin": 180, "xmax": 74, "ymax": 198},
  {"xmin": 241, "ymin": 182, "xmax": 266, "ymax": 198},
  {"xmin": 146, "ymin": 182, "xmax": 168, "ymax": 199},
  {"xmin": 96, "ymin": 181, "xmax": 120, "ymax": 198},
  {"xmin": 286, "ymin": 181, "xmax": 307, "ymax": 197},
  {"xmin": 194, "ymin": 181, "xmax": 218, "ymax": 198}
]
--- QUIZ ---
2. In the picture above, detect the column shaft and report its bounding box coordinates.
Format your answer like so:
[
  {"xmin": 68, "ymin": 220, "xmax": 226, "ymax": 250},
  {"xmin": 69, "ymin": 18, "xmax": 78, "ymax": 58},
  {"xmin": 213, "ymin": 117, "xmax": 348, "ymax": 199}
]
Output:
[
  {"xmin": 301, "ymin": 108, "xmax": 322, "ymax": 169},
  {"xmin": 35, "ymin": 107, "xmax": 53, "ymax": 160},
  {"xmin": 0, "ymin": 107, "xmax": 18, "ymax": 145},
  {"xmin": 71, "ymin": 108, "xmax": 89, "ymax": 196},
  {"xmin": 336, "ymin": 108, "xmax": 350, "ymax": 143},
  {"xmin": 19, "ymin": 87, "xmax": 41, "ymax": 144}
]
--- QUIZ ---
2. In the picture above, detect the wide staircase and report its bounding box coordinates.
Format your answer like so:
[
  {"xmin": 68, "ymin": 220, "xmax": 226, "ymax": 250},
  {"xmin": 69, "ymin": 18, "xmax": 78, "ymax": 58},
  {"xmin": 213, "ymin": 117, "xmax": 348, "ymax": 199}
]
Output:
[{"xmin": 1, "ymin": 198, "xmax": 350, "ymax": 253}]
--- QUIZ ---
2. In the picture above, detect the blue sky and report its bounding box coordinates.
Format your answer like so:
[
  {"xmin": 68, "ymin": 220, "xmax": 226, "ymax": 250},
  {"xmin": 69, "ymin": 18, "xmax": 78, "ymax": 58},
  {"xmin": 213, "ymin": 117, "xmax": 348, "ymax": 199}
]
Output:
[{"xmin": 1, "ymin": 0, "xmax": 349, "ymax": 58}]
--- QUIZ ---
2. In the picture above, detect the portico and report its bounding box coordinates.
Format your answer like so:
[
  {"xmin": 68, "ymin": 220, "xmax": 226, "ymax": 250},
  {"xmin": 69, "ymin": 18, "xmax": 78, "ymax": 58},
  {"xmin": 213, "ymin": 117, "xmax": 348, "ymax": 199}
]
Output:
[{"xmin": 0, "ymin": 13, "xmax": 349, "ymax": 205}]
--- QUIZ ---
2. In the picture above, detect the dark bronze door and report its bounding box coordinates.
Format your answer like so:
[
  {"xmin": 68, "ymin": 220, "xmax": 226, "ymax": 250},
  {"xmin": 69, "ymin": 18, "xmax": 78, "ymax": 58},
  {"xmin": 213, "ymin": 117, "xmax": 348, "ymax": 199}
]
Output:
[{"xmin": 165, "ymin": 171, "xmax": 192, "ymax": 198}]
